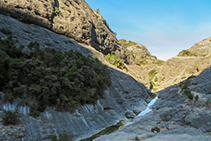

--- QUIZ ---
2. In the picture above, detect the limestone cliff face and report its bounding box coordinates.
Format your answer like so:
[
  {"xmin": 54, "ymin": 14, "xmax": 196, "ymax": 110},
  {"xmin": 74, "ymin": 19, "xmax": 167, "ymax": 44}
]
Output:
[
  {"xmin": 95, "ymin": 68, "xmax": 211, "ymax": 141},
  {"xmin": 0, "ymin": 0, "xmax": 137, "ymax": 65},
  {"xmin": 119, "ymin": 39, "xmax": 165, "ymax": 89},
  {"xmin": 154, "ymin": 37, "xmax": 211, "ymax": 90},
  {"xmin": 0, "ymin": 14, "xmax": 151, "ymax": 140}
]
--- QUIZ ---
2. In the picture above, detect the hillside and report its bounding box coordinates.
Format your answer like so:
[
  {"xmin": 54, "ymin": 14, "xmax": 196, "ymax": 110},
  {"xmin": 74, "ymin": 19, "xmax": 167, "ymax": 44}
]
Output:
[
  {"xmin": 152, "ymin": 37, "xmax": 211, "ymax": 91},
  {"xmin": 119, "ymin": 39, "xmax": 165, "ymax": 90},
  {"xmin": 0, "ymin": 0, "xmax": 211, "ymax": 140},
  {"xmin": 95, "ymin": 68, "xmax": 211, "ymax": 141},
  {"xmin": 0, "ymin": 13, "xmax": 152, "ymax": 140}
]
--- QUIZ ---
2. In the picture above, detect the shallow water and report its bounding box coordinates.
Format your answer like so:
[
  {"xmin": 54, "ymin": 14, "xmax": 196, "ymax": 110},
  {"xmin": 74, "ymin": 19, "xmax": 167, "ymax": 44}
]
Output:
[{"xmin": 80, "ymin": 96, "xmax": 159, "ymax": 140}]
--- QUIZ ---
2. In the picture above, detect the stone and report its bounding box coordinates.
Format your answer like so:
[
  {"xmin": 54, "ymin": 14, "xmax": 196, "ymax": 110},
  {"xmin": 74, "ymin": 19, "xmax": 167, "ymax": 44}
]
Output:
[
  {"xmin": 0, "ymin": 124, "xmax": 25, "ymax": 141},
  {"xmin": 0, "ymin": 13, "xmax": 151, "ymax": 140},
  {"xmin": 135, "ymin": 132, "xmax": 155, "ymax": 140},
  {"xmin": 125, "ymin": 112, "xmax": 136, "ymax": 119},
  {"xmin": 0, "ymin": 0, "xmax": 138, "ymax": 65}
]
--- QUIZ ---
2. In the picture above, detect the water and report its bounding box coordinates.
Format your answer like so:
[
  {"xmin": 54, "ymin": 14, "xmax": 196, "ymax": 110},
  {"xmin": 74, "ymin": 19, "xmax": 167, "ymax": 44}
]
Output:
[
  {"xmin": 79, "ymin": 120, "xmax": 126, "ymax": 141},
  {"xmin": 124, "ymin": 96, "xmax": 158, "ymax": 126},
  {"xmin": 80, "ymin": 96, "xmax": 158, "ymax": 141}
]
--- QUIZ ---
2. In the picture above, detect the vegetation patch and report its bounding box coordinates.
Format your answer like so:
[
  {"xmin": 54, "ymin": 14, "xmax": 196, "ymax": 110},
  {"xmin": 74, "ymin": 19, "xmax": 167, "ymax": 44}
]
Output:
[
  {"xmin": 156, "ymin": 60, "xmax": 164, "ymax": 66},
  {"xmin": 105, "ymin": 53, "xmax": 126, "ymax": 71},
  {"xmin": 154, "ymin": 77, "xmax": 158, "ymax": 82},
  {"xmin": 151, "ymin": 127, "xmax": 160, "ymax": 133},
  {"xmin": 118, "ymin": 39, "xmax": 137, "ymax": 48},
  {"xmin": 0, "ymin": 27, "xmax": 13, "ymax": 35},
  {"xmin": 182, "ymin": 79, "xmax": 194, "ymax": 100},
  {"xmin": 54, "ymin": 7, "xmax": 60, "ymax": 15},
  {"xmin": 149, "ymin": 69, "xmax": 158, "ymax": 79},
  {"xmin": 2, "ymin": 109, "xmax": 20, "ymax": 126},
  {"xmin": 178, "ymin": 50, "xmax": 195, "ymax": 57},
  {"xmin": 181, "ymin": 76, "xmax": 186, "ymax": 80},
  {"xmin": 0, "ymin": 36, "xmax": 111, "ymax": 117}
]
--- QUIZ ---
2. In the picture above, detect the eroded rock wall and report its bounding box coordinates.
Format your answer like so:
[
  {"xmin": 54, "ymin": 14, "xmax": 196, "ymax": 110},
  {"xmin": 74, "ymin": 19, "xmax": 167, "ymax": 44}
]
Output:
[
  {"xmin": 154, "ymin": 37, "xmax": 211, "ymax": 90},
  {"xmin": 0, "ymin": 14, "xmax": 150, "ymax": 141},
  {"xmin": 0, "ymin": 0, "xmax": 137, "ymax": 64}
]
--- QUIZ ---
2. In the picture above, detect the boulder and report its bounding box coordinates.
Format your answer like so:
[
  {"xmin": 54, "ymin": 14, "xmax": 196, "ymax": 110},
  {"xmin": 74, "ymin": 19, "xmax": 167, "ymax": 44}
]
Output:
[{"xmin": 125, "ymin": 112, "xmax": 136, "ymax": 119}]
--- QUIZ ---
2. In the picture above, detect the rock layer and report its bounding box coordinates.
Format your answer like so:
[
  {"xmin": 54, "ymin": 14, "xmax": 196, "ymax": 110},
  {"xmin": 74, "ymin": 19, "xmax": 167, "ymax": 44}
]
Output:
[
  {"xmin": 95, "ymin": 69, "xmax": 211, "ymax": 141},
  {"xmin": 0, "ymin": 14, "xmax": 150, "ymax": 141},
  {"xmin": 154, "ymin": 37, "xmax": 211, "ymax": 90},
  {"xmin": 0, "ymin": 0, "xmax": 137, "ymax": 64}
]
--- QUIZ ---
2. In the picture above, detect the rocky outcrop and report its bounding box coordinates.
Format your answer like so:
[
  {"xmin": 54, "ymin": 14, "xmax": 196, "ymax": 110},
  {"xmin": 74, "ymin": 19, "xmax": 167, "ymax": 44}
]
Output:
[
  {"xmin": 154, "ymin": 37, "xmax": 211, "ymax": 91},
  {"xmin": 0, "ymin": 14, "xmax": 150, "ymax": 140},
  {"xmin": 0, "ymin": 0, "xmax": 137, "ymax": 65},
  {"xmin": 94, "ymin": 69, "xmax": 211, "ymax": 141},
  {"xmin": 118, "ymin": 39, "xmax": 165, "ymax": 89}
]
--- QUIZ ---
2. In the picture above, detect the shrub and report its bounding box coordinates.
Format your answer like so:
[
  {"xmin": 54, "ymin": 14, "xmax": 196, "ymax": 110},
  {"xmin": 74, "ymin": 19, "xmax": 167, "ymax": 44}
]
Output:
[
  {"xmin": 187, "ymin": 75, "xmax": 196, "ymax": 80},
  {"xmin": 181, "ymin": 76, "xmax": 186, "ymax": 80},
  {"xmin": 178, "ymin": 50, "xmax": 195, "ymax": 57},
  {"xmin": 149, "ymin": 69, "xmax": 157, "ymax": 79},
  {"xmin": 2, "ymin": 109, "xmax": 20, "ymax": 126},
  {"xmin": 152, "ymin": 55, "xmax": 157, "ymax": 59},
  {"xmin": 174, "ymin": 78, "xmax": 177, "ymax": 82},
  {"xmin": 105, "ymin": 53, "xmax": 125, "ymax": 70},
  {"xmin": 182, "ymin": 79, "xmax": 193, "ymax": 100},
  {"xmin": 182, "ymin": 79, "xmax": 191, "ymax": 90},
  {"xmin": 54, "ymin": 7, "xmax": 60, "ymax": 15},
  {"xmin": 0, "ymin": 27, "xmax": 12, "ymax": 35},
  {"xmin": 156, "ymin": 60, "xmax": 164, "ymax": 66},
  {"xmin": 0, "ymin": 37, "xmax": 111, "ymax": 117},
  {"xmin": 183, "ymin": 88, "xmax": 194, "ymax": 100},
  {"xmin": 154, "ymin": 77, "xmax": 158, "ymax": 82},
  {"xmin": 151, "ymin": 127, "xmax": 160, "ymax": 133}
]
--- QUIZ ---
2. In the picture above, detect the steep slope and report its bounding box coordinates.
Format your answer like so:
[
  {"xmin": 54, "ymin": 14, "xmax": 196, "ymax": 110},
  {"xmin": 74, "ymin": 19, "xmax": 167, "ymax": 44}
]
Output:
[
  {"xmin": 153, "ymin": 37, "xmax": 211, "ymax": 91},
  {"xmin": 119, "ymin": 39, "xmax": 165, "ymax": 89},
  {"xmin": 0, "ymin": 14, "xmax": 151, "ymax": 140},
  {"xmin": 94, "ymin": 68, "xmax": 211, "ymax": 141},
  {"xmin": 0, "ymin": 0, "xmax": 137, "ymax": 65}
]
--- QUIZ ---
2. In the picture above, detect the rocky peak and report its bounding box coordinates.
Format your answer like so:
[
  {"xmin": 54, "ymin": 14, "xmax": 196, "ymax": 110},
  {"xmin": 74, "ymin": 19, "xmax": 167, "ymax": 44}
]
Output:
[
  {"xmin": 0, "ymin": 0, "xmax": 137, "ymax": 65},
  {"xmin": 119, "ymin": 39, "xmax": 151, "ymax": 57},
  {"xmin": 153, "ymin": 36, "xmax": 211, "ymax": 91}
]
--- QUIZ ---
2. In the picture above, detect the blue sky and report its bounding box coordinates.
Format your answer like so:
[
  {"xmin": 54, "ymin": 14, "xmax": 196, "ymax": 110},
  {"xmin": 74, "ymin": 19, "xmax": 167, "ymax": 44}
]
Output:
[{"xmin": 86, "ymin": 0, "xmax": 211, "ymax": 61}]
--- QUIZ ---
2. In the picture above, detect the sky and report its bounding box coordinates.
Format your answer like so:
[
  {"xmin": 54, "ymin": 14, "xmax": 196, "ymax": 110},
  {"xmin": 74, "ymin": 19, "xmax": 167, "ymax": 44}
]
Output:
[{"xmin": 86, "ymin": 0, "xmax": 211, "ymax": 61}]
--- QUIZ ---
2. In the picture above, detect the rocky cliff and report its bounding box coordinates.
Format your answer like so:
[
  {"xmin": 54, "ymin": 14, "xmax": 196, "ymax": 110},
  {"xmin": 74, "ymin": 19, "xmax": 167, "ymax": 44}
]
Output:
[
  {"xmin": 152, "ymin": 37, "xmax": 211, "ymax": 91},
  {"xmin": 0, "ymin": 0, "xmax": 137, "ymax": 65},
  {"xmin": 0, "ymin": 13, "xmax": 151, "ymax": 140},
  {"xmin": 94, "ymin": 68, "xmax": 211, "ymax": 141},
  {"xmin": 119, "ymin": 39, "xmax": 165, "ymax": 89}
]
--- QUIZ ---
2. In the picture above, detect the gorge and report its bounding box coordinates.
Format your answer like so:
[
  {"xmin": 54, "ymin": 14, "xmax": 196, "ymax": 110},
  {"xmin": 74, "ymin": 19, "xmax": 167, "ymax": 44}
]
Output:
[{"xmin": 0, "ymin": 0, "xmax": 210, "ymax": 141}]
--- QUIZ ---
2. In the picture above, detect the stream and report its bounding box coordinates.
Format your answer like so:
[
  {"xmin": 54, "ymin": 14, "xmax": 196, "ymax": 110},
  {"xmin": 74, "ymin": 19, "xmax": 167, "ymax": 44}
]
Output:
[{"xmin": 80, "ymin": 96, "xmax": 158, "ymax": 141}]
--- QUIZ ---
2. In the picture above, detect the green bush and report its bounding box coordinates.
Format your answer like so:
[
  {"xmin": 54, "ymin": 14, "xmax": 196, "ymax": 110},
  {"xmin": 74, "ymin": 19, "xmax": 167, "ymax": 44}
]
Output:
[
  {"xmin": 187, "ymin": 75, "xmax": 196, "ymax": 80},
  {"xmin": 2, "ymin": 109, "xmax": 20, "ymax": 126},
  {"xmin": 154, "ymin": 77, "xmax": 158, "ymax": 82},
  {"xmin": 54, "ymin": 7, "xmax": 60, "ymax": 15},
  {"xmin": 156, "ymin": 60, "xmax": 164, "ymax": 66},
  {"xmin": 178, "ymin": 50, "xmax": 195, "ymax": 57},
  {"xmin": 182, "ymin": 79, "xmax": 193, "ymax": 100},
  {"xmin": 181, "ymin": 76, "xmax": 186, "ymax": 80},
  {"xmin": 105, "ymin": 53, "xmax": 125, "ymax": 70},
  {"xmin": 183, "ymin": 88, "xmax": 194, "ymax": 100},
  {"xmin": 151, "ymin": 127, "xmax": 160, "ymax": 133},
  {"xmin": 149, "ymin": 69, "xmax": 157, "ymax": 79},
  {"xmin": 0, "ymin": 37, "xmax": 111, "ymax": 117}
]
